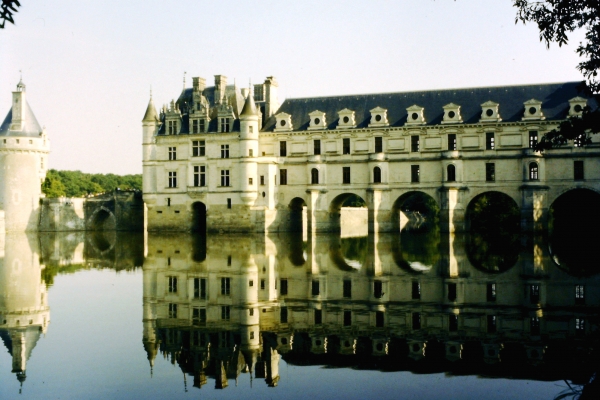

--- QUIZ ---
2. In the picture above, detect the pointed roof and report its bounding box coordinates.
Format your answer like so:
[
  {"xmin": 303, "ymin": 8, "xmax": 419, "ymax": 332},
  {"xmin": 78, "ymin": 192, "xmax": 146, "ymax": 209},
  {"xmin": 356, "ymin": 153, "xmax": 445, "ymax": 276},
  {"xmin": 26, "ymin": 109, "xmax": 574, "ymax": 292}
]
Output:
[
  {"xmin": 240, "ymin": 92, "xmax": 257, "ymax": 117},
  {"xmin": 142, "ymin": 97, "xmax": 159, "ymax": 122},
  {"xmin": 0, "ymin": 103, "xmax": 42, "ymax": 137}
]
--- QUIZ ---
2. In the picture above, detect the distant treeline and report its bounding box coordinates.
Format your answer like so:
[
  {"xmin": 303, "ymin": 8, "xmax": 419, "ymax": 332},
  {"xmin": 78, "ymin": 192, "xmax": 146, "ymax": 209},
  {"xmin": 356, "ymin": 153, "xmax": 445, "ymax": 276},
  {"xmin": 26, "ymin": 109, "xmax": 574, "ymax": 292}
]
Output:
[{"xmin": 42, "ymin": 169, "xmax": 142, "ymax": 198}]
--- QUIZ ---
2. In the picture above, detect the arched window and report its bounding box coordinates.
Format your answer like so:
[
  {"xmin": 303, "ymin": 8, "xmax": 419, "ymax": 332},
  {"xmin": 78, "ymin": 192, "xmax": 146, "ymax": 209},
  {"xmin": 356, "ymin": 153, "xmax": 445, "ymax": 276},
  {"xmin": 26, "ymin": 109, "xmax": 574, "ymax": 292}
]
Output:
[
  {"xmin": 447, "ymin": 164, "xmax": 456, "ymax": 182},
  {"xmin": 311, "ymin": 168, "xmax": 319, "ymax": 184},
  {"xmin": 373, "ymin": 167, "xmax": 382, "ymax": 183},
  {"xmin": 529, "ymin": 162, "xmax": 538, "ymax": 180}
]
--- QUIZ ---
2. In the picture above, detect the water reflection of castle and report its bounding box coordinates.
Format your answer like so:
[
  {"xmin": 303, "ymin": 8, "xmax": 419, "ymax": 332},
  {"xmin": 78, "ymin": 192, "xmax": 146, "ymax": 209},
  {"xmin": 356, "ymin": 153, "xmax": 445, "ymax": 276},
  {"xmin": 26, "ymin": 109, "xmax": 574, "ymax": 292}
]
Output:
[{"xmin": 142, "ymin": 232, "xmax": 600, "ymax": 388}]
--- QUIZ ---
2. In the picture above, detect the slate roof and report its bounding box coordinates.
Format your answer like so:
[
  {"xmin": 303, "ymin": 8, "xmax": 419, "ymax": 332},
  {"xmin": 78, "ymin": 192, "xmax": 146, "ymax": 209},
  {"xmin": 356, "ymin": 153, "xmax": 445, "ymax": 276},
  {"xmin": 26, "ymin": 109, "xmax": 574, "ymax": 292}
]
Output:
[
  {"xmin": 262, "ymin": 81, "xmax": 595, "ymax": 132},
  {"xmin": 0, "ymin": 101, "xmax": 43, "ymax": 137}
]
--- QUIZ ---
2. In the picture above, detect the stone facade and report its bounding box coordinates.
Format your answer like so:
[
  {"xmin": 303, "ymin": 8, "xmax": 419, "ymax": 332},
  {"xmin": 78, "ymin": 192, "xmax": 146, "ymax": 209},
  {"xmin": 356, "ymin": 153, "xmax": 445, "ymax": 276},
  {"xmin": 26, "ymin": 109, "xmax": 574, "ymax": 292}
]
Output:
[{"xmin": 142, "ymin": 77, "xmax": 599, "ymax": 233}]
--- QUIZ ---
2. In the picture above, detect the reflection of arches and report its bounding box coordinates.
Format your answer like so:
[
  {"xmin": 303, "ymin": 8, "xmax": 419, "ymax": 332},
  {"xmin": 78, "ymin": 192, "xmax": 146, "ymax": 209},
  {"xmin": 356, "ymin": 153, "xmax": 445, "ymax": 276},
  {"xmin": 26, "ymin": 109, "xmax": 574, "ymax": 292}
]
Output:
[
  {"xmin": 373, "ymin": 167, "xmax": 381, "ymax": 183},
  {"xmin": 311, "ymin": 168, "xmax": 319, "ymax": 184},
  {"xmin": 447, "ymin": 164, "xmax": 456, "ymax": 182},
  {"xmin": 465, "ymin": 191, "xmax": 520, "ymax": 233},
  {"xmin": 89, "ymin": 207, "xmax": 116, "ymax": 231},
  {"xmin": 289, "ymin": 197, "xmax": 307, "ymax": 233},
  {"xmin": 192, "ymin": 233, "xmax": 206, "ymax": 262},
  {"xmin": 191, "ymin": 202, "xmax": 207, "ymax": 233},
  {"xmin": 288, "ymin": 232, "xmax": 307, "ymax": 266},
  {"xmin": 329, "ymin": 193, "xmax": 368, "ymax": 234},
  {"xmin": 465, "ymin": 232, "xmax": 519, "ymax": 273},
  {"xmin": 548, "ymin": 188, "xmax": 600, "ymax": 276},
  {"xmin": 391, "ymin": 191, "xmax": 439, "ymax": 232},
  {"xmin": 391, "ymin": 228, "xmax": 440, "ymax": 274},
  {"xmin": 329, "ymin": 236, "xmax": 368, "ymax": 271}
]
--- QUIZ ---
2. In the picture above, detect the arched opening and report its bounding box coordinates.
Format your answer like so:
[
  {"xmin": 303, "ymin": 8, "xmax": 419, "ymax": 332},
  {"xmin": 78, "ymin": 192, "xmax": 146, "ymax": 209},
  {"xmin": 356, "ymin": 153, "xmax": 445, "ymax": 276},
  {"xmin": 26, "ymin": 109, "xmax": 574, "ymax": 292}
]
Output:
[
  {"xmin": 89, "ymin": 208, "xmax": 116, "ymax": 231},
  {"xmin": 465, "ymin": 192, "xmax": 520, "ymax": 273},
  {"xmin": 549, "ymin": 189, "xmax": 600, "ymax": 276},
  {"xmin": 447, "ymin": 164, "xmax": 456, "ymax": 182},
  {"xmin": 289, "ymin": 197, "xmax": 307, "ymax": 234},
  {"xmin": 392, "ymin": 191, "xmax": 439, "ymax": 232},
  {"xmin": 329, "ymin": 193, "xmax": 368, "ymax": 236},
  {"xmin": 373, "ymin": 167, "xmax": 382, "ymax": 183},
  {"xmin": 311, "ymin": 168, "xmax": 319, "ymax": 184},
  {"xmin": 529, "ymin": 162, "xmax": 538, "ymax": 180},
  {"xmin": 191, "ymin": 202, "xmax": 207, "ymax": 233}
]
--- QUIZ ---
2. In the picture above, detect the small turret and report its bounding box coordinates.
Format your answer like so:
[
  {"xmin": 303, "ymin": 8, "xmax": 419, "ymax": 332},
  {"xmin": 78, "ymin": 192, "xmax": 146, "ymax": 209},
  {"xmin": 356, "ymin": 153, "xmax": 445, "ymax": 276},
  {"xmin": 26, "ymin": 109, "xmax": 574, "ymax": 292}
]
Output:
[{"xmin": 142, "ymin": 95, "xmax": 159, "ymax": 123}]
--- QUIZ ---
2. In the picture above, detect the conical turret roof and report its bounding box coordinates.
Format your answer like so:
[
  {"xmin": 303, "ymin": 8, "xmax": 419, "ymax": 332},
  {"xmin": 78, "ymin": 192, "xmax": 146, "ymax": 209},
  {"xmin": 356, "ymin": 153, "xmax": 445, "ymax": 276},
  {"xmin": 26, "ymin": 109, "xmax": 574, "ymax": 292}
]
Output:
[
  {"xmin": 240, "ymin": 92, "xmax": 257, "ymax": 117},
  {"xmin": 142, "ymin": 97, "xmax": 159, "ymax": 122}
]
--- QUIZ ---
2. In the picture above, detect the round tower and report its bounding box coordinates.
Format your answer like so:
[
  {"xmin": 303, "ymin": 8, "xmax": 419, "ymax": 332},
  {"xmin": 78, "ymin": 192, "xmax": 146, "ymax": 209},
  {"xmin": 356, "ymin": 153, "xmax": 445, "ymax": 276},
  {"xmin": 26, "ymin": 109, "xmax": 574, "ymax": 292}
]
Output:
[
  {"xmin": 0, "ymin": 80, "xmax": 50, "ymax": 232},
  {"xmin": 142, "ymin": 94, "xmax": 159, "ymax": 195},
  {"xmin": 239, "ymin": 91, "xmax": 259, "ymax": 206}
]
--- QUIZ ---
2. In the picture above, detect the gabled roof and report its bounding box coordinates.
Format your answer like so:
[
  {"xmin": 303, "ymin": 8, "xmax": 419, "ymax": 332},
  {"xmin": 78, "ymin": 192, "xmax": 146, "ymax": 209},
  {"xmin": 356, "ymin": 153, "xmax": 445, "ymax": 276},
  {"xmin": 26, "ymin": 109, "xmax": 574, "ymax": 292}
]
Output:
[
  {"xmin": 263, "ymin": 81, "xmax": 595, "ymax": 131},
  {"xmin": 0, "ymin": 101, "xmax": 43, "ymax": 137}
]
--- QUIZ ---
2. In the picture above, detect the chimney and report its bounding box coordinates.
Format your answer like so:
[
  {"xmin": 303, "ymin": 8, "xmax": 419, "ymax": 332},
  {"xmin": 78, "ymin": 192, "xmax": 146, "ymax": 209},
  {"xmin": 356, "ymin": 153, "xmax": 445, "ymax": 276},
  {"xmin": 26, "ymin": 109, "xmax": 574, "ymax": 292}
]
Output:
[{"xmin": 193, "ymin": 77, "xmax": 206, "ymax": 92}]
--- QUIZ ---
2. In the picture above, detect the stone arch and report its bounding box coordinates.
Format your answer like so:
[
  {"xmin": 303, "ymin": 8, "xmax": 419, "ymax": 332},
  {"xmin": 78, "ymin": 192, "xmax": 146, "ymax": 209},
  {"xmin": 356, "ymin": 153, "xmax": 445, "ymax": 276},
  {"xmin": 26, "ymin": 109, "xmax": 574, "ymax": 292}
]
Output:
[
  {"xmin": 191, "ymin": 201, "xmax": 207, "ymax": 233},
  {"xmin": 289, "ymin": 197, "xmax": 307, "ymax": 233},
  {"xmin": 373, "ymin": 166, "xmax": 382, "ymax": 183},
  {"xmin": 88, "ymin": 207, "xmax": 116, "ymax": 231},
  {"xmin": 446, "ymin": 164, "xmax": 456, "ymax": 182},
  {"xmin": 465, "ymin": 191, "xmax": 520, "ymax": 232},
  {"xmin": 548, "ymin": 188, "xmax": 600, "ymax": 276},
  {"xmin": 329, "ymin": 193, "xmax": 368, "ymax": 234},
  {"xmin": 391, "ymin": 191, "xmax": 440, "ymax": 232},
  {"xmin": 310, "ymin": 168, "xmax": 319, "ymax": 185}
]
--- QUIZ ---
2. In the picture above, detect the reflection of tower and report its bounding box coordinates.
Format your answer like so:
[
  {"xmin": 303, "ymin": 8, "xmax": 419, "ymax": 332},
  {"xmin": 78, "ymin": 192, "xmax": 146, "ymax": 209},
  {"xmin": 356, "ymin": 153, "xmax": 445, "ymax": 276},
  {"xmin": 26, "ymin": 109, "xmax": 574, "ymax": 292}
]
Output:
[
  {"xmin": 142, "ymin": 255, "xmax": 159, "ymax": 374},
  {"xmin": 240, "ymin": 254, "xmax": 260, "ymax": 375},
  {"xmin": 0, "ymin": 80, "xmax": 50, "ymax": 232},
  {"xmin": 0, "ymin": 233, "xmax": 50, "ymax": 389}
]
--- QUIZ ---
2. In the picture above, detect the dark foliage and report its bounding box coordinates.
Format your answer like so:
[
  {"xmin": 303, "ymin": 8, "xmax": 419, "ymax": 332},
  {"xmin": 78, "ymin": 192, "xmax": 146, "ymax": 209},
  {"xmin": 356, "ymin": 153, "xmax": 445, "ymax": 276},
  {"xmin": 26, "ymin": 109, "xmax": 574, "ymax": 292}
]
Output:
[
  {"xmin": 0, "ymin": 0, "xmax": 20, "ymax": 29},
  {"xmin": 42, "ymin": 169, "xmax": 142, "ymax": 198}
]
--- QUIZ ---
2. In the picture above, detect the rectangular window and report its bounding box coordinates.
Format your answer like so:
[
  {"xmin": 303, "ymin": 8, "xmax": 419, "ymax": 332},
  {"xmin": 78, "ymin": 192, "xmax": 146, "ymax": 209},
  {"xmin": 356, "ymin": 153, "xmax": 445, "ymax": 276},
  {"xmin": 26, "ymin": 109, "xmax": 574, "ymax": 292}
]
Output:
[
  {"xmin": 192, "ymin": 140, "xmax": 205, "ymax": 157},
  {"xmin": 192, "ymin": 308, "xmax": 206, "ymax": 325},
  {"xmin": 280, "ymin": 307, "xmax": 288, "ymax": 323},
  {"xmin": 343, "ymin": 310, "xmax": 352, "ymax": 327},
  {"xmin": 280, "ymin": 279, "xmax": 288, "ymax": 295},
  {"xmin": 168, "ymin": 171, "xmax": 177, "ymax": 188},
  {"xmin": 375, "ymin": 311, "xmax": 384, "ymax": 328},
  {"xmin": 529, "ymin": 131, "xmax": 538, "ymax": 149},
  {"xmin": 220, "ymin": 118, "xmax": 230, "ymax": 133},
  {"xmin": 375, "ymin": 137, "xmax": 383, "ymax": 153},
  {"xmin": 194, "ymin": 278, "xmax": 206, "ymax": 299},
  {"xmin": 168, "ymin": 276, "xmax": 178, "ymax": 293},
  {"xmin": 227, "ymin": 198, "xmax": 231, "ymax": 209},
  {"xmin": 343, "ymin": 167, "xmax": 351, "ymax": 184},
  {"xmin": 192, "ymin": 119, "xmax": 199, "ymax": 134},
  {"xmin": 193, "ymin": 166, "xmax": 206, "ymax": 187},
  {"xmin": 575, "ymin": 285, "xmax": 585, "ymax": 305},
  {"xmin": 448, "ymin": 133, "xmax": 457, "ymax": 151},
  {"xmin": 260, "ymin": 175, "xmax": 265, "ymax": 185},
  {"xmin": 487, "ymin": 283, "xmax": 496, "ymax": 302},
  {"xmin": 220, "ymin": 144, "xmax": 229, "ymax": 158},
  {"xmin": 249, "ymin": 149, "xmax": 253, "ymax": 157},
  {"xmin": 343, "ymin": 279, "xmax": 352, "ymax": 298},
  {"xmin": 314, "ymin": 309, "xmax": 322, "ymax": 325},
  {"xmin": 449, "ymin": 314, "xmax": 458, "ymax": 332},
  {"xmin": 221, "ymin": 305, "xmax": 230, "ymax": 320},
  {"xmin": 220, "ymin": 170, "xmax": 230, "ymax": 187},
  {"xmin": 411, "ymin": 165, "xmax": 420, "ymax": 183},
  {"xmin": 169, "ymin": 303, "xmax": 178, "ymax": 318},
  {"xmin": 486, "ymin": 132, "xmax": 495, "ymax": 150},
  {"xmin": 530, "ymin": 284, "xmax": 540, "ymax": 303},
  {"xmin": 411, "ymin": 281, "xmax": 420, "ymax": 300},
  {"xmin": 280, "ymin": 141, "xmax": 287, "ymax": 157},
  {"xmin": 249, "ymin": 126, "xmax": 253, "ymax": 133},
  {"xmin": 575, "ymin": 318, "xmax": 585, "ymax": 334},
  {"xmin": 221, "ymin": 277, "xmax": 231, "ymax": 295},
  {"xmin": 530, "ymin": 317, "xmax": 540, "ymax": 335},
  {"xmin": 312, "ymin": 280, "xmax": 320, "ymax": 296},
  {"xmin": 260, "ymin": 279, "xmax": 265, "ymax": 290},
  {"xmin": 168, "ymin": 120, "xmax": 177, "ymax": 135},
  {"xmin": 168, "ymin": 147, "xmax": 177, "ymax": 160},
  {"xmin": 412, "ymin": 312, "xmax": 421, "ymax": 330},
  {"xmin": 574, "ymin": 160, "xmax": 584, "ymax": 180},
  {"xmin": 486, "ymin": 163, "xmax": 495, "ymax": 182},
  {"xmin": 343, "ymin": 138, "xmax": 350, "ymax": 154},
  {"xmin": 448, "ymin": 283, "xmax": 457, "ymax": 302},
  {"xmin": 249, "ymin": 177, "xmax": 253, "ymax": 185},
  {"xmin": 280, "ymin": 169, "xmax": 287, "ymax": 185},
  {"xmin": 314, "ymin": 139, "xmax": 321, "ymax": 155},
  {"xmin": 374, "ymin": 280, "xmax": 383, "ymax": 299},
  {"xmin": 199, "ymin": 119, "xmax": 205, "ymax": 132},
  {"xmin": 411, "ymin": 135, "xmax": 420, "ymax": 152},
  {"xmin": 487, "ymin": 315, "xmax": 497, "ymax": 333}
]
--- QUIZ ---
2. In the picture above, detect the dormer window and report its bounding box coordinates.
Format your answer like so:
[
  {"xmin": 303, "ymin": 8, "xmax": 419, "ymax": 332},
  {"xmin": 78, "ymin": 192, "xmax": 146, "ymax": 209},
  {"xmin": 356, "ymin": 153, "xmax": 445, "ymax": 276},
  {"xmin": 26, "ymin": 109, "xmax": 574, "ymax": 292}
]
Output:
[
  {"xmin": 442, "ymin": 103, "xmax": 462, "ymax": 124},
  {"xmin": 406, "ymin": 105, "xmax": 425, "ymax": 125},
  {"xmin": 569, "ymin": 97, "xmax": 587, "ymax": 117},
  {"xmin": 274, "ymin": 112, "xmax": 293, "ymax": 132},
  {"xmin": 369, "ymin": 107, "xmax": 388, "ymax": 127},
  {"xmin": 219, "ymin": 117, "xmax": 230, "ymax": 133},
  {"xmin": 337, "ymin": 108, "xmax": 356, "ymax": 129},
  {"xmin": 522, "ymin": 99, "xmax": 545, "ymax": 121},
  {"xmin": 480, "ymin": 101, "xmax": 501, "ymax": 123},
  {"xmin": 308, "ymin": 110, "xmax": 326, "ymax": 130},
  {"xmin": 191, "ymin": 118, "xmax": 208, "ymax": 134},
  {"xmin": 168, "ymin": 120, "xmax": 178, "ymax": 135}
]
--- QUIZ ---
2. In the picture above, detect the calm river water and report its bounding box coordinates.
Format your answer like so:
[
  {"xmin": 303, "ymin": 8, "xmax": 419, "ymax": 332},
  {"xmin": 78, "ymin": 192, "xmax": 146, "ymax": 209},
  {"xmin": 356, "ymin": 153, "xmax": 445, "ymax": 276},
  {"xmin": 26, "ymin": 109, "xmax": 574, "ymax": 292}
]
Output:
[{"xmin": 1, "ymin": 230, "xmax": 598, "ymax": 399}]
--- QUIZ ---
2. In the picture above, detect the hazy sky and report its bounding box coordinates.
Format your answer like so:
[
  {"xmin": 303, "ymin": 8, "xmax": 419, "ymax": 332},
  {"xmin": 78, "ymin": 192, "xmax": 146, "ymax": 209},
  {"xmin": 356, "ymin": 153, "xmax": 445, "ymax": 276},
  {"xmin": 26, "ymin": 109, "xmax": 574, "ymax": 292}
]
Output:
[{"xmin": 0, "ymin": 0, "xmax": 586, "ymax": 175}]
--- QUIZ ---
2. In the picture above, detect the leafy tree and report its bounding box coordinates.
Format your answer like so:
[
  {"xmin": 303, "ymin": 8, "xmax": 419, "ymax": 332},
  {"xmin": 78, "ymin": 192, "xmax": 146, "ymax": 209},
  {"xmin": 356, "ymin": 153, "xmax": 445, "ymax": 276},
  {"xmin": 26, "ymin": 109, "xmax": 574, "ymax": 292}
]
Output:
[
  {"xmin": 42, "ymin": 169, "xmax": 142, "ymax": 198},
  {"xmin": 514, "ymin": 1, "xmax": 600, "ymax": 150},
  {"xmin": 0, "ymin": 0, "xmax": 20, "ymax": 29}
]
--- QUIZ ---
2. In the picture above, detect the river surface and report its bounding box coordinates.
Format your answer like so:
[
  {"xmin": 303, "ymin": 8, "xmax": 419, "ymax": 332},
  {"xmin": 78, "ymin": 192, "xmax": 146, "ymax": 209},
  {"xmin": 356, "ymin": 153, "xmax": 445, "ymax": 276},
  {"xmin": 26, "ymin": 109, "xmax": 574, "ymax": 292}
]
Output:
[{"xmin": 1, "ymin": 230, "xmax": 598, "ymax": 399}]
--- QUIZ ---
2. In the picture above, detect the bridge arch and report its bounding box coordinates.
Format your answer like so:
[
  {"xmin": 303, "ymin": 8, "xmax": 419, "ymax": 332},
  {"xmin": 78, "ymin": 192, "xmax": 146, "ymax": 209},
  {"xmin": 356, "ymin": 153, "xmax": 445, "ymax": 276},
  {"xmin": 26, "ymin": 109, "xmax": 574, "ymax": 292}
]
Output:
[
  {"xmin": 191, "ymin": 201, "xmax": 207, "ymax": 233},
  {"xmin": 88, "ymin": 207, "xmax": 116, "ymax": 231},
  {"xmin": 391, "ymin": 191, "xmax": 439, "ymax": 232},
  {"xmin": 329, "ymin": 193, "xmax": 368, "ymax": 235},
  {"xmin": 289, "ymin": 197, "xmax": 307, "ymax": 233}
]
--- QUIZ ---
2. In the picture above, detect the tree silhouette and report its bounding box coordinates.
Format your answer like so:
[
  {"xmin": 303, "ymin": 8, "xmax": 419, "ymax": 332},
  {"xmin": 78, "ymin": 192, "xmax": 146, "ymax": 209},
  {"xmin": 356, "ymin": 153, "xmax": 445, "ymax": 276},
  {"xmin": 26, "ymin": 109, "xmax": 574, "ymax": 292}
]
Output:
[{"xmin": 0, "ymin": 0, "xmax": 20, "ymax": 29}]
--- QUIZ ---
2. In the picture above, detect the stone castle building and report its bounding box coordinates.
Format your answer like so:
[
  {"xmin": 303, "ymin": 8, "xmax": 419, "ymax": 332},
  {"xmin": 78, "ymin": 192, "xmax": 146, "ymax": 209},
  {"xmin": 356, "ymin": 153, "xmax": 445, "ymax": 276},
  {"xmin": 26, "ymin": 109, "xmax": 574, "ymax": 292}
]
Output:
[
  {"xmin": 142, "ymin": 76, "xmax": 598, "ymax": 233},
  {"xmin": 0, "ymin": 80, "xmax": 49, "ymax": 232}
]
